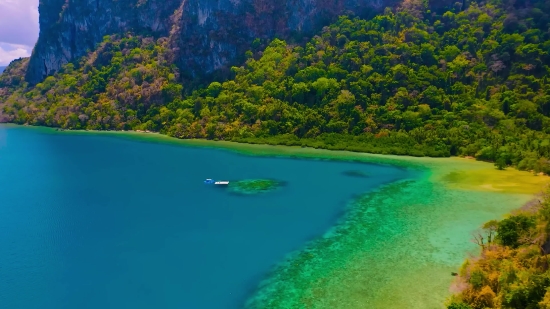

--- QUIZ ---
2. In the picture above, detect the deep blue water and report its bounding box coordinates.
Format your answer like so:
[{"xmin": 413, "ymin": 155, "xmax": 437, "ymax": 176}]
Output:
[{"xmin": 0, "ymin": 125, "xmax": 412, "ymax": 309}]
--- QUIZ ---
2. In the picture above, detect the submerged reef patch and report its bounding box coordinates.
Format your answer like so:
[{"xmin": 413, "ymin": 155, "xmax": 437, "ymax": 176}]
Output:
[{"xmin": 227, "ymin": 179, "xmax": 286, "ymax": 195}]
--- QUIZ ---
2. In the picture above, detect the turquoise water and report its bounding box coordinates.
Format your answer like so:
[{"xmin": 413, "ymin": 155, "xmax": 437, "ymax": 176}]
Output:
[{"xmin": 0, "ymin": 125, "xmax": 415, "ymax": 308}]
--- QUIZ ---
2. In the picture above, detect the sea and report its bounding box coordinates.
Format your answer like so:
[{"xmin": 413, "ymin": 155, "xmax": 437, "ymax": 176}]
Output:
[{"xmin": 0, "ymin": 125, "xmax": 414, "ymax": 308}]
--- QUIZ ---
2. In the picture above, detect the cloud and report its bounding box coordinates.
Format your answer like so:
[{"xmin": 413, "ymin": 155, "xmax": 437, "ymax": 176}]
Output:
[
  {"xmin": 0, "ymin": 0, "xmax": 39, "ymax": 46},
  {"xmin": 0, "ymin": 42, "xmax": 32, "ymax": 66}
]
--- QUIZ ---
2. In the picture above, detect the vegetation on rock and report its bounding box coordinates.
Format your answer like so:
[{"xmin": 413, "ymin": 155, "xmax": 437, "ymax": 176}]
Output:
[{"xmin": 447, "ymin": 193, "xmax": 550, "ymax": 309}]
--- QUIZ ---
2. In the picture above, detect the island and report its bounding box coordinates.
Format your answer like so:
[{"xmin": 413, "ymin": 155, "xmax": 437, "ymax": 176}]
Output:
[{"xmin": 1, "ymin": 0, "xmax": 550, "ymax": 308}]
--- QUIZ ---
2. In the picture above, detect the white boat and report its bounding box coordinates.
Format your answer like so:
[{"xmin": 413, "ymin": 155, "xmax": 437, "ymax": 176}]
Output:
[{"xmin": 214, "ymin": 181, "xmax": 229, "ymax": 185}]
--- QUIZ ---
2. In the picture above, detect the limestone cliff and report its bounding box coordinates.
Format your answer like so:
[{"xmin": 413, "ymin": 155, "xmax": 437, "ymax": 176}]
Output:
[
  {"xmin": 26, "ymin": 0, "xmax": 181, "ymax": 84},
  {"xmin": 26, "ymin": 0, "xmax": 408, "ymax": 85}
]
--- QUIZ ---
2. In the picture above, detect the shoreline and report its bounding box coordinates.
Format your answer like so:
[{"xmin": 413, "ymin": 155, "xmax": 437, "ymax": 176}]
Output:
[
  {"xmin": 2, "ymin": 124, "xmax": 550, "ymax": 308},
  {"xmin": 6, "ymin": 123, "xmax": 548, "ymax": 194},
  {"xmin": 10, "ymin": 124, "xmax": 466, "ymax": 161}
]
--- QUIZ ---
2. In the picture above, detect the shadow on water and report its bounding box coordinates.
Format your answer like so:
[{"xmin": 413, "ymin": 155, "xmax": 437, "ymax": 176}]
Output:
[{"xmin": 342, "ymin": 170, "xmax": 371, "ymax": 178}]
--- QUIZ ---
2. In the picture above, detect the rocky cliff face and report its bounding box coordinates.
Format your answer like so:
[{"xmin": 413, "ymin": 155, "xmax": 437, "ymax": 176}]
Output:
[
  {"xmin": 176, "ymin": 0, "xmax": 406, "ymax": 80},
  {"xmin": 26, "ymin": 0, "xmax": 404, "ymax": 85},
  {"xmin": 26, "ymin": 0, "xmax": 181, "ymax": 84}
]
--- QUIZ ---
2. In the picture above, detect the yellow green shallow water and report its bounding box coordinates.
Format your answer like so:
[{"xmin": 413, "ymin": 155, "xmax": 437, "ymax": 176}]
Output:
[{"xmin": 16, "ymin": 126, "xmax": 550, "ymax": 308}]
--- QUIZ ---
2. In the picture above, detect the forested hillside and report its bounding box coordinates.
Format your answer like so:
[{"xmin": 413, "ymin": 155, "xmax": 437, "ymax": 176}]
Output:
[{"xmin": 2, "ymin": 0, "xmax": 550, "ymax": 172}]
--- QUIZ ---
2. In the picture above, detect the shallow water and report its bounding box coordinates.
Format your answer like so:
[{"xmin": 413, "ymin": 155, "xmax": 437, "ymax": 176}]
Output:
[
  {"xmin": 0, "ymin": 125, "xmax": 415, "ymax": 309},
  {"xmin": 245, "ymin": 175, "xmax": 533, "ymax": 308}
]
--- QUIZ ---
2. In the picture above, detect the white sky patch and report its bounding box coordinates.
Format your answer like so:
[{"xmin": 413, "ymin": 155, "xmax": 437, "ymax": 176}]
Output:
[
  {"xmin": 0, "ymin": 42, "xmax": 31, "ymax": 66},
  {"xmin": 0, "ymin": 0, "xmax": 38, "ymax": 64}
]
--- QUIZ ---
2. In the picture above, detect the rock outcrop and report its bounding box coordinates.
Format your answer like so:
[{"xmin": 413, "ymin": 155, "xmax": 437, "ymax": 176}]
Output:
[
  {"xmin": 26, "ymin": 0, "xmax": 182, "ymax": 84},
  {"xmin": 27, "ymin": 0, "xmax": 459, "ymax": 85}
]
